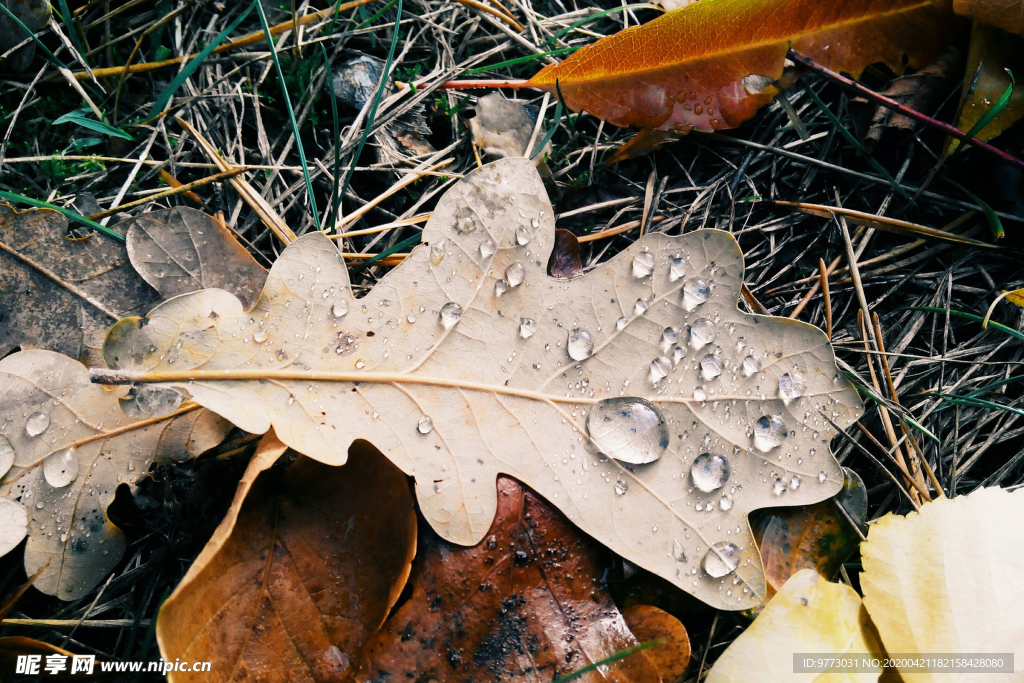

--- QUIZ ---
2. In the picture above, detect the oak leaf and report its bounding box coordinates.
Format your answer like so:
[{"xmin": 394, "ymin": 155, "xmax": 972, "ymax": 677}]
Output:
[
  {"xmin": 356, "ymin": 476, "xmax": 682, "ymax": 683},
  {"xmin": 96, "ymin": 158, "xmax": 862, "ymax": 610},
  {"xmin": 860, "ymin": 486, "xmax": 1024, "ymax": 682},
  {"xmin": 0, "ymin": 350, "xmax": 231, "ymax": 599},
  {"xmin": 524, "ymin": 0, "xmax": 958, "ymax": 133},
  {"xmin": 157, "ymin": 433, "xmax": 417, "ymax": 683}
]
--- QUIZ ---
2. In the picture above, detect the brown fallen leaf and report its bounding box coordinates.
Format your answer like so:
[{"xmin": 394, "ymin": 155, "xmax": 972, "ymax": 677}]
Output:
[
  {"xmin": 96, "ymin": 158, "xmax": 863, "ymax": 610},
  {"xmin": 548, "ymin": 228, "xmax": 585, "ymax": 279},
  {"xmin": 0, "ymin": 204, "xmax": 160, "ymax": 361},
  {"xmin": 157, "ymin": 434, "xmax": 417, "ymax": 683},
  {"xmin": 125, "ymin": 207, "xmax": 267, "ymax": 310},
  {"xmin": 850, "ymin": 46, "xmax": 963, "ymax": 151},
  {"xmin": 620, "ymin": 605, "xmax": 691, "ymax": 682},
  {"xmin": 954, "ymin": 0, "xmax": 1024, "ymax": 35},
  {"xmin": 356, "ymin": 476, "xmax": 682, "ymax": 683},
  {"xmin": 524, "ymin": 0, "xmax": 959, "ymax": 133},
  {"xmin": 948, "ymin": 21, "xmax": 1024, "ymax": 152},
  {"xmin": 0, "ymin": 350, "xmax": 231, "ymax": 599},
  {"xmin": 752, "ymin": 467, "xmax": 867, "ymax": 599}
]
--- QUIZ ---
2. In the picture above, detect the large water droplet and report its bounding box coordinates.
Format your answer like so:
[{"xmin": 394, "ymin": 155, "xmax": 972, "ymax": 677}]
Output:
[
  {"xmin": 495, "ymin": 279, "xmax": 508, "ymax": 296},
  {"xmin": 332, "ymin": 300, "xmax": 349, "ymax": 318},
  {"xmin": 25, "ymin": 412, "xmax": 50, "ymax": 438},
  {"xmin": 670, "ymin": 257, "xmax": 687, "ymax": 281},
  {"xmin": 42, "ymin": 449, "xmax": 79, "ymax": 488},
  {"xmin": 702, "ymin": 542, "xmax": 739, "ymax": 578},
  {"xmin": 616, "ymin": 317, "xmax": 628, "ymax": 330},
  {"xmin": 253, "ymin": 329, "xmax": 268, "ymax": 343},
  {"xmin": 682, "ymin": 278, "xmax": 710, "ymax": 311},
  {"xmin": 519, "ymin": 318, "xmax": 536, "ymax": 339},
  {"xmin": 440, "ymin": 302, "xmax": 463, "ymax": 329},
  {"xmin": 632, "ymin": 252, "xmax": 654, "ymax": 278},
  {"xmin": 567, "ymin": 328, "xmax": 593, "ymax": 360},
  {"xmin": 515, "ymin": 226, "xmax": 531, "ymax": 245},
  {"xmin": 662, "ymin": 327, "xmax": 678, "ymax": 346},
  {"xmin": 779, "ymin": 372, "xmax": 807, "ymax": 405},
  {"xmin": 479, "ymin": 239, "xmax": 496, "ymax": 258},
  {"xmin": 741, "ymin": 355, "xmax": 761, "ymax": 377},
  {"xmin": 506, "ymin": 261, "xmax": 525, "ymax": 287},
  {"xmin": 700, "ymin": 354, "xmax": 723, "ymax": 381},
  {"xmin": 650, "ymin": 357, "xmax": 671, "ymax": 383},
  {"xmin": 689, "ymin": 318, "xmax": 715, "ymax": 350},
  {"xmin": 634, "ymin": 298, "xmax": 649, "ymax": 315},
  {"xmin": 690, "ymin": 453, "xmax": 730, "ymax": 492},
  {"xmin": 587, "ymin": 397, "xmax": 669, "ymax": 465},
  {"xmin": 753, "ymin": 415, "xmax": 786, "ymax": 452},
  {"xmin": 417, "ymin": 415, "xmax": 434, "ymax": 434}
]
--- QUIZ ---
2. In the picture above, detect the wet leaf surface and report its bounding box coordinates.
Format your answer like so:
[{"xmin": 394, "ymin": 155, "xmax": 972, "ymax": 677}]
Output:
[
  {"xmin": 525, "ymin": 0, "xmax": 958, "ymax": 133},
  {"xmin": 157, "ymin": 434, "xmax": 417, "ymax": 683},
  {"xmin": 0, "ymin": 204, "xmax": 160, "ymax": 362},
  {"xmin": 356, "ymin": 476, "xmax": 679, "ymax": 683},
  {"xmin": 98, "ymin": 158, "xmax": 863, "ymax": 609},
  {"xmin": 0, "ymin": 350, "xmax": 231, "ymax": 599},
  {"xmin": 125, "ymin": 207, "xmax": 267, "ymax": 310},
  {"xmin": 860, "ymin": 486, "xmax": 1024, "ymax": 682}
]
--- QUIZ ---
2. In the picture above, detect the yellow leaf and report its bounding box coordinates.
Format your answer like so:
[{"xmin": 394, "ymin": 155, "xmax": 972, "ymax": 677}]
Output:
[
  {"xmin": 861, "ymin": 487, "xmax": 1024, "ymax": 683},
  {"xmin": 706, "ymin": 569, "xmax": 882, "ymax": 683}
]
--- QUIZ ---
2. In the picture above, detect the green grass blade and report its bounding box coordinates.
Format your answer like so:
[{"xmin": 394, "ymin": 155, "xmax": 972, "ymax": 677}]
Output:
[
  {"xmin": 356, "ymin": 0, "xmax": 397, "ymax": 29},
  {"xmin": 321, "ymin": 43, "xmax": 343, "ymax": 232},
  {"xmin": 349, "ymin": 232, "xmax": 420, "ymax": 273},
  {"xmin": 255, "ymin": 0, "xmax": 320, "ymax": 230},
  {"xmin": 551, "ymin": 641, "xmax": 660, "ymax": 683},
  {"xmin": 55, "ymin": 0, "xmax": 89, "ymax": 67},
  {"xmin": 337, "ymin": 0, "xmax": 404, "ymax": 213},
  {"xmin": 546, "ymin": 3, "xmax": 657, "ymax": 45},
  {"xmin": 148, "ymin": 3, "xmax": 256, "ymax": 118},
  {"xmin": 943, "ymin": 178, "xmax": 1003, "ymax": 239},
  {"xmin": 906, "ymin": 306, "xmax": 1024, "ymax": 342},
  {"xmin": 531, "ymin": 92, "xmax": 562, "ymax": 160},
  {"xmin": 959, "ymin": 69, "xmax": 1015, "ymax": 149},
  {"xmin": 53, "ymin": 111, "xmax": 133, "ymax": 140},
  {"xmin": 464, "ymin": 47, "xmax": 577, "ymax": 75},
  {"xmin": 0, "ymin": 191, "xmax": 124, "ymax": 242}
]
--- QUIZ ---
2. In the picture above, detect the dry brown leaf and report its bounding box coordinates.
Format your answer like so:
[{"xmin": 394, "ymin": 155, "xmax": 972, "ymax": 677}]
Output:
[
  {"xmin": 706, "ymin": 569, "xmax": 882, "ymax": 683},
  {"xmin": 0, "ymin": 204, "xmax": 160, "ymax": 361},
  {"xmin": 620, "ymin": 604, "xmax": 692, "ymax": 681},
  {"xmin": 860, "ymin": 486, "xmax": 1024, "ymax": 682},
  {"xmin": 157, "ymin": 435, "xmax": 416, "ymax": 683},
  {"xmin": 125, "ymin": 207, "xmax": 267, "ymax": 310},
  {"xmin": 954, "ymin": 0, "xmax": 1024, "ymax": 35},
  {"xmin": 0, "ymin": 350, "xmax": 231, "ymax": 599},
  {"xmin": 357, "ymin": 476, "xmax": 677, "ymax": 683},
  {"xmin": 96, "ymin": 158, "xmax": 863, "ymax": 610},
  {"xmin": 524, "ymin": 0, "xmax": 958, "ymax": 133},
  {"xmin": 548, "ymin": 228, "xmax": 585, "ymax": 279},
  {"xmin": 753, "ymin": 466, "xmax": 867, "ymax": 599}
]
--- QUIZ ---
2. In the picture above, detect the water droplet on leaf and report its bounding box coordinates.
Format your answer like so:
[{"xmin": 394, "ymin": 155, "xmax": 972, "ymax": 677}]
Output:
[
  {"xmin": 702, "ymin": 542, "xmax": 739, "ymax": 577},
  {"xmin": 567, "ymin": 328, "xmax": 593, "ymax": 360},
  {"xmin": 691, "ymin": 453, "xmax": 730, "ymax": 492},
  {"xmin": 741, "ymin": 355, "xmax": 761, "ymax": 377},
  {"xmin": 505, "ymin": 261, "xmax": 525, "ymax": 287},
  {"xmin": 700, "ymin": 354, "xmax": 723, "ymax": 381},
  {"xmin": 43, "ymin": 449, "xmax": 79, "ymax": 488},
  {"xmin": 586, "ymin": 397, "xmax": 669, "ymax": 465},
  {"xmin": 25, "ymin": 412, "xmax": 50, "ymax": 438},
  {"xmin": 417, "ymin": 415, "xmax": 434, "ymax": 434},
  {"xmin": 670, "ymin": 257, "xmax": 687, "ymax": 281},
  {"xmin": 632, "ymin": 252, "xmax": 654, "ymax": 278},
  {"xmin": 519, "ymin": 318, "xmax": 536, "ymax": 339},
  {"xmin": 440, "ymin": 302, "xmax": 463, "ymax": 329},
  {"xmin": 779, "ymin": 372, "xmax": 807, "ymax": 404},
  {"xmin": 753, "ymin": 415, "xmax": 786, "ymax": 452},
  {"xmin": 682, "ymin": 278, "xmax": 710, "ymax": 311},
  {"xmin": 689, "ymin": 318, "xmax": 715, "ymax": 349}
]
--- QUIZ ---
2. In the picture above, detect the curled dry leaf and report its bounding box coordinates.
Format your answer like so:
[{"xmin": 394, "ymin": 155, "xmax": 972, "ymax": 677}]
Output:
[
  {"xmin": 753, "ymin": 467, "xmax": 867, "ymax": 598},
  {"xmin": 861, "ymin": 486, "xmax": 1024, "ymax": 682},
  {"xmin": 357, "ymin": 476, "xmax": 679, "ymax": 683},
  {"xmin": 0, "ymin": 350, "xmax": 231, "ymax": 600},
  {"xmin": 524, "ymin": 0, "xmax": 957, "ymax": 133},
  {"xmin": 126, "ymin": 207, "xmax": 267, "ymax": 310},
  {"xmin": 96, "ymin": 158, "xmax": 862, "ymax": 610},
  {"xmin": 949, "ymin": 21, "xmax": 1024, "ymax": 152},
  {"xmin": 157, "ymin": 435, "xmax": 417, "ymax": 683},
  {"xmin": 706, "ymin": 569, "xmax": 882, "ymax": 683},
  {"xmin": 0, "ymin": 205, "xmax": 160, "ymax": 361},
  {"xmin": 547, "ymin": 228, "xmax": 585, "ymax": 279}
]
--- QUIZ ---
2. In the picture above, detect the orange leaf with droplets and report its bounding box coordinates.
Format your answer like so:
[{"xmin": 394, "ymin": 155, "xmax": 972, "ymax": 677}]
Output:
[{"xmin": 525, "ymin": 0, "xmax": 960, "ymax": 133}]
